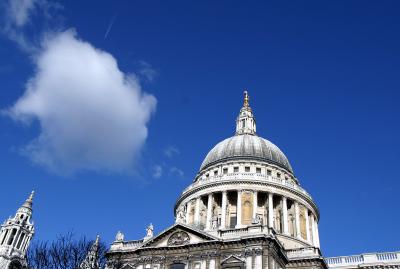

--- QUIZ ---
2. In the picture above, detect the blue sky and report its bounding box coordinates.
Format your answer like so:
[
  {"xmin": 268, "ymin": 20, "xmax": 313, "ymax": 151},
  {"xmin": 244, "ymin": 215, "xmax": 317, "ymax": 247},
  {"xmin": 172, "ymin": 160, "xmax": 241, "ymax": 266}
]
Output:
[{"xmin": 0, "ymin": 0, "xmax": 399, "ymax": 257}]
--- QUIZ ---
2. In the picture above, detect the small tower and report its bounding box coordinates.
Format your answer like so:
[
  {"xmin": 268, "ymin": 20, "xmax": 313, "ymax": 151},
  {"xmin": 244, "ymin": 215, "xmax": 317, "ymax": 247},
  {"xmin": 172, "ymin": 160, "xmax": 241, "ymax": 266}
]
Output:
[
  {"xmin": 79, "ymin": 235, "xmax": 100, "ymax": 269},
  {"xmin": 0, "ymin": 191, "xmax": 35, "ymax": 269},
  {"xmin": 236, "ymin": 90, "xmax": 257, "ymax": 135}
]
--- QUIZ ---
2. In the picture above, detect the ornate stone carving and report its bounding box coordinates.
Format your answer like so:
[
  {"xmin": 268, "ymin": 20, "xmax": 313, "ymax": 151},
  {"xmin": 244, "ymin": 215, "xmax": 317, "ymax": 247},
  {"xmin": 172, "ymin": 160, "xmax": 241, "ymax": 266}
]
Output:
[{"xmin": 167, "ymin": 231, "xmax": 190, "ymax": 246}]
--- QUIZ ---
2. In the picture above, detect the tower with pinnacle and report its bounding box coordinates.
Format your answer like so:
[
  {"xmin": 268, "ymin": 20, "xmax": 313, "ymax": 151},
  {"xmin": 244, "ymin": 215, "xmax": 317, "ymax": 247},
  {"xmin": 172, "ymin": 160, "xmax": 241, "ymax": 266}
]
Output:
[
  {"xmin": 79, "ymin": 235, "xmax": 101, "ymax": 269},
  {"xmin": 0, "ymin": 192, "xmax": 35, "ymax": 269}
]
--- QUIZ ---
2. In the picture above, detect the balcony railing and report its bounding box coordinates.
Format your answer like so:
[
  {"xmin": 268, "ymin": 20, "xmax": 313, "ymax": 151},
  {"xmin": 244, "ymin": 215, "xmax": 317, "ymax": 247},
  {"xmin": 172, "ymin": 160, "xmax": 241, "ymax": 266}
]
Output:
[
  {"xmin": 110, "ymin": 239, "xmax": 144, "ymax": 251},
  {"xmin": 325, "ymin": 252, "xmax": 400, "ymax": 268},
  {"xmin": 181, "ymin": 173, "xmax": 312, "ymax": 200}
]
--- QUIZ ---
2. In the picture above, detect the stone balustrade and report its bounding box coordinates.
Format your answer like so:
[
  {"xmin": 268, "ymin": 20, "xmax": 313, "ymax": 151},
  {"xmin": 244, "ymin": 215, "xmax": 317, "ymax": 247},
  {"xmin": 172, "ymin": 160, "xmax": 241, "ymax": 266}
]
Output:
[
  {"xmin": 325, "ymin": 252, "xmax": 400, "ymax": 268},
  {"xmin": 286, "ymin": 247, "xmax": 320, "ymax": 259},
  {"xmin": 218, "ymin": 225, "xmax": 273, "ymax": 239},
  {"xmin": 0, "ymin": 245, "xmax": 24, "ymax": 258},
  {"xmin": 110, "ymin": 239, "xmax": 144, "ymax": 251}
]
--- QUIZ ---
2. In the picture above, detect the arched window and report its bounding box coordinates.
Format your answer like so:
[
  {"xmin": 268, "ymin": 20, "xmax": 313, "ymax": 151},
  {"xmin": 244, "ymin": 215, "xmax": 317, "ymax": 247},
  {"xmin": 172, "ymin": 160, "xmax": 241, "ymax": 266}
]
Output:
[{"xmin": 8, "ymin": 260, "xmax": 22, "ymax": 269}]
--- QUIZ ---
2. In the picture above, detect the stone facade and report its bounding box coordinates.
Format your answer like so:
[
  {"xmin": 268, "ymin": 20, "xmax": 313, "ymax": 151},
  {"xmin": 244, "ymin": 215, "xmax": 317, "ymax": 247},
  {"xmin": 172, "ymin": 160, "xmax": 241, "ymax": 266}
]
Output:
[{"xmin": 106, "ymin": 92, "xmax": 327, "ymax": 269}]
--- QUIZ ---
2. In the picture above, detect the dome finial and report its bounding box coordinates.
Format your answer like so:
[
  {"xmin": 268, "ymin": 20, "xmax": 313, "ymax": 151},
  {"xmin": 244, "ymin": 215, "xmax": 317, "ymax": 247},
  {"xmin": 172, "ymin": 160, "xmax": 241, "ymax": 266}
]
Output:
[
  {"xmin": 243, "ymin": 90, "xmax": 249, "ymax": 107},
  {"xmin": 236, "ymin": 90, "xmax": 256, "ymax": 135}
]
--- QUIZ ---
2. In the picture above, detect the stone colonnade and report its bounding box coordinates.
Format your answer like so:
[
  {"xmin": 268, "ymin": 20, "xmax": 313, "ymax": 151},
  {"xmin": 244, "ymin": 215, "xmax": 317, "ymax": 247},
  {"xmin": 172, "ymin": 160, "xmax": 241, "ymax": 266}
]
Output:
[{"xmin": 184, "ymin": 190, "xmax": 319, "ymax": 247}]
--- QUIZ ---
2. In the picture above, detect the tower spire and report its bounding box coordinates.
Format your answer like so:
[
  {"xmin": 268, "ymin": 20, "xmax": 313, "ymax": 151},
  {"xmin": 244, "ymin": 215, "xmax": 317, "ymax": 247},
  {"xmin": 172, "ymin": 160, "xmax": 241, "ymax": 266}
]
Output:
[
  {"xmin": 18, "ymin": 191, "xmax": 34, "ymax": 216},
  {"xmin": 79, "ymin": 235, "xmax": 101, "ymax": 269},
  {"xmin": 236, "ymin": 90, "xmax": 257, "ymax": 135}
]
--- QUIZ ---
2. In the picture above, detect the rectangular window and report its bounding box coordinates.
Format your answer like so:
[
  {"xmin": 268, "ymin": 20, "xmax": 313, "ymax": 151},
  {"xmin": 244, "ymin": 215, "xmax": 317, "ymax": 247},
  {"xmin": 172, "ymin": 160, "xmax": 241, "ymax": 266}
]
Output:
[
  {"xmin": 206, "ymin": 173, "xmax": 209, "ymax": 178},
  {"xmin": 223, "ymin": 168, "xmax": 228, "ymax": 174},
  {"xmin": 267, "ymin": 170, "xmax": 272, "ymax": 176},
  {"xmin": 245, "ymin": 166, "xmax": 250, "ymax": 172},
  {"xmin": 214, "ymin": 170, "xmax": 218, "ymax": 176},
  {"xmin": 277, "ymin": 173, "xmax": 281, "ymax": 178},
  {"xmin": 234, "ymin": 167, "xmax": 239, "ymax": 173},
  {"xmin": 256, "ymin": 167, "xmax": 261, "ymax": 174}
]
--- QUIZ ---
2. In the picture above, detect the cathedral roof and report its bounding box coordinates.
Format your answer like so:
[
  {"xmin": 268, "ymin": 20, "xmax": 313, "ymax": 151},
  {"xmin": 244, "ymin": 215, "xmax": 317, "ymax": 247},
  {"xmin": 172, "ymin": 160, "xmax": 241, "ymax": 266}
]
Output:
[
  {"xmin": 200, "ymin": 134, "xmax": 293, "ymax": 173},
  {"xmin": 199, "ymin": 91, "xmax": 293, "ymax": 173}
]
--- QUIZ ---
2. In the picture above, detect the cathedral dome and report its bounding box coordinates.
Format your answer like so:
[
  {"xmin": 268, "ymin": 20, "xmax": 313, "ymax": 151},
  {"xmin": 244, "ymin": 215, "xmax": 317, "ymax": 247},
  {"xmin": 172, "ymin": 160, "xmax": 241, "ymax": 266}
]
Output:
[{"xmin": 200, "ymin": 134, "xmax": 293, "ymax": 173}]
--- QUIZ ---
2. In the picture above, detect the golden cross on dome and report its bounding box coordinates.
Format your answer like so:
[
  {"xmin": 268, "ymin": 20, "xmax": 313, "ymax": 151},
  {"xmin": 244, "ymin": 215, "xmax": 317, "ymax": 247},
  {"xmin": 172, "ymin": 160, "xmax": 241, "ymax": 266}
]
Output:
[{"xmin": 243, "ymin": 90, "xmax": 250, "ymax": 107}]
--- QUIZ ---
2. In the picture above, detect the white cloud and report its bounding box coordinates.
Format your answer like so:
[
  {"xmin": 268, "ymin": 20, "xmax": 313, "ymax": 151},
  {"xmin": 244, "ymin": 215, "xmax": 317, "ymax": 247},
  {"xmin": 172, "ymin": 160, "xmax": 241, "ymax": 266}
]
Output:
[
  {"xmin": 152, "ymin": 165, "xmax": 163, "ymax": 179},
  {"xmin": 6, "ymin": 0, "xmax": 37, "ymax": 27},
  {"xmin": 1, "ymin": 0, "xmax": 62, "ymax": 53},
  {"xmin": 164, "ymin": 146, "xmax": 180, "ymax": 158},
  {"xmin": 169, "ymin": 167, "xmax": 184, "ymax": 178},
  {"xmin": 6, "ymin": 29, "xmax": 157, "ymax": 174},
  {"xmin": 138, "ymin": 61, "xmax": 158, "ymax": 82}
]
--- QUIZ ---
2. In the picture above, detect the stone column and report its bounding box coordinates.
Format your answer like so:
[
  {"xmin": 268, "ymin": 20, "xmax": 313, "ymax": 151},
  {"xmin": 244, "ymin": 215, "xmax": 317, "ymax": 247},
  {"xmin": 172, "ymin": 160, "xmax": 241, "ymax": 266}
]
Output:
[
  {"xmin": 22, "ymin": 235, "xmax": 31, "ymax": 251},
  {"xmin": 294, "ymin": 202, "xmax": 301, "ymax": 239},
  {"xmin": 315, "ymin": 219, "xmax": 320, "ymax": 248},
  {"xmin": 194, "ymin": 197, "xmax": 201, "ymax": 224},
  {"xmin": 209, "ymin": 259, "xmax": 215, "ymax": 269},
  {"xmin": 236, "ymin": 190, "xmax": 242, "ymax": 228},
  {"xmin": 254, "ymin": 249, "xmax": 263, "ymax": 269},
  {"xmin": 252, "ymin": 191, "xmax": 258, "ymax": 220},
  {"xmin": 310, "ymin": 214, "xmax": 317, "ymax": 246},
  {"xmin": 268, "ymin": 193, "xmax": 274, "ymax": 228},
  {"xmin": 186, "ymin": 202, "xmax": 190, "ymax": 224},
  {"xmin": 221, "ymin": 191, "xmax": 227, "ymax": 229},
  {"xmin": 246, "ymin": 254, "xmax": 252, "ymax": 269},
  {"xmin": 206, "ymin": 193, "xmax": 213, "ymax": 230},
  {"xmin": 282, "ymin": 197, "xmax": 288, "ymax": 235},
  {"xmin": 305, "ymin": 208, "xmax": 310, "ymax": 242}
]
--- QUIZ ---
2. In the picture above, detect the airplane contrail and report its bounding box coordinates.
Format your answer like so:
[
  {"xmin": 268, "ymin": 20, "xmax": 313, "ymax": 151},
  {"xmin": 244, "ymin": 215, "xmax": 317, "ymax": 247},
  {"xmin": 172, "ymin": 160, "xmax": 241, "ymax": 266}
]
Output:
[{"xmin": 104, "ymin": 14, "xmax": 117, "ymax": 40}]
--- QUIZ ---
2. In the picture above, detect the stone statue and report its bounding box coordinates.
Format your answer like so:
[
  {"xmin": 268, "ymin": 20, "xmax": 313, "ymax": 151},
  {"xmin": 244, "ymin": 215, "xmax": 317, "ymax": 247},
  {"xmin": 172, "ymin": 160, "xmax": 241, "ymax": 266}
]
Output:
[
  {"xmin": 146, "ymin": 223, "xmax": 154, "ymax": 238},
  {"xmin": 211, "ymin": 217, "xmax": 218, "ymax": 230},
  {"xmin": 115, "ymin": 231, "xmax": 124, "ymax": 242},
  {"xmin": 176, "ymin": 209, "xmax": 185, "ymax": 223}
]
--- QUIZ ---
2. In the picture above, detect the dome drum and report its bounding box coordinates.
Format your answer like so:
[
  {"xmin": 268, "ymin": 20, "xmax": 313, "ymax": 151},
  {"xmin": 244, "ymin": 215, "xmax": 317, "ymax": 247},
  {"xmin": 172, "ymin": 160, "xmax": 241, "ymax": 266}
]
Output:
[{"xmin": 174, "ymin": 183, "xmax": 319, "ymax": 249}]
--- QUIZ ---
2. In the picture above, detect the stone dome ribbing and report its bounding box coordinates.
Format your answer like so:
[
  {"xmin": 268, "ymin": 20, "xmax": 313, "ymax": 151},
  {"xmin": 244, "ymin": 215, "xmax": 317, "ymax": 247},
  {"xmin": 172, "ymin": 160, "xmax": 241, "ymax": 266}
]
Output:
[{"xmin": 200, "ymin": 134, "xmax": 293, "ymax": 173}]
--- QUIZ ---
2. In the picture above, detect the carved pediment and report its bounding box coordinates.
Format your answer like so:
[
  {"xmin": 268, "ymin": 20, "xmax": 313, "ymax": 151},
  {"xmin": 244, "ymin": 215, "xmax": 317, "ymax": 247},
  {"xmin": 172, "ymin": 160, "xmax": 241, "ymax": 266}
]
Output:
[
  {"xmin": 221, "ymin": 255, "xmax": 245, "ymax": 265},
  {"xmin": 140, "ymin": 223, "xmax": 218, "ymax": 249},
  {"xmin": 121, "ymin": 265, "xmax": 135, "ymax": 269}
]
